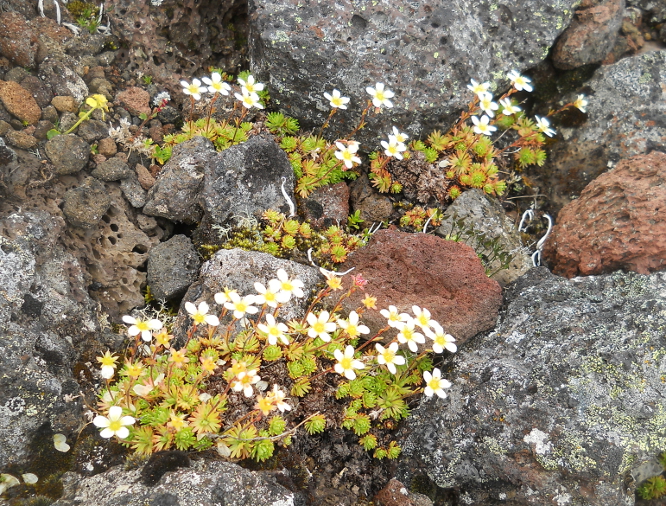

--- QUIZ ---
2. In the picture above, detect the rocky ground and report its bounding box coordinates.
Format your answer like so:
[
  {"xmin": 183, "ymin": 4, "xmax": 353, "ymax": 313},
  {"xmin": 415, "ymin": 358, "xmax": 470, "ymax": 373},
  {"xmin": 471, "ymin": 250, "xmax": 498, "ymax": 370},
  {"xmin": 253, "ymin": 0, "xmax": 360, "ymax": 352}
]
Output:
[{"xmin": 1, "ymin": 0, "xmax": 666, "ymax": 505}]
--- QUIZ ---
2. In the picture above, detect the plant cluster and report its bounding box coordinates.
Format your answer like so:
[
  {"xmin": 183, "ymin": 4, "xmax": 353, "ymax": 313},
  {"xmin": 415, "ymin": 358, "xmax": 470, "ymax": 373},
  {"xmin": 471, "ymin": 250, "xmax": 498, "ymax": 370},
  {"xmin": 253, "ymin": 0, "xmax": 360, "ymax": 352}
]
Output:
[
  {"xmin": 47, "ymin": 94, "xmax": 109, "ymax": 139},
  {"xmin": 399, "ymin": 206, "xmax": 443, "ymax": 231},
  {"xmin": 92, "ymin": 270, "xmax": 457, "ymax": 461},
  {"xmin": 204, "ymin": 210, "xmax": 370, "ymax": 267},
  {"xmin": 66, "ymin": 1, "xmax": 100, "ymax": 34},
  {"xmin": 638, "ymin": 475, "xmax": 666, "ymax": 500}
]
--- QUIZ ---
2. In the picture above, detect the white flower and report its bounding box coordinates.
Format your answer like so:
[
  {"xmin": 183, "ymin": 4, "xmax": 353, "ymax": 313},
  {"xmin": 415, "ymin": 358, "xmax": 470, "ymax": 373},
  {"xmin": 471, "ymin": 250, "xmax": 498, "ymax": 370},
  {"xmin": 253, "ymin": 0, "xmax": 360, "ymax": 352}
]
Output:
[
  {"xmin": 573, "ymin": 94, "xmax": 588, "ymax": 113},
  {"xmin": 412, "ymin": 306, "xmax": 434, "ymax": 330},
  {"xmin": 423, "ymin": 368, "xmax": 452, "ymax": 398},
  {"xmin": 507, "ymin": 70, "xmax": 533, "ymax": 92},
  {"xmin": 366, "ymin": 82, "xmax": 394, "ymax": 108},
  {"xmin": 324, "ymin": 89, "xmax": 350, "ymax": 109},
  {"xmin": 202, "ymin": 72, "xmax": 231, "ymax": 95},
  {"xmin": 375, "ymin": 342, "xmax": 405, "ymax": 375},
  {"xmin": 235, "ymin": 89, "xmax": 263, "ymax": 109},
  {"xmin": 224, "ymin": 292, "xmax": 259, "ymax": 320},
  {"xmin": 397, "ymin": 321, "xmax": 425, "ymax": 353},
  {"xmin": 231, "ymin": 370, "xmax": 260, "ymax": 397},
  {"xmin": 535, "ymin": 115, "xmax": 556, "ymax": 137},
  {"xmin": 181, "ymin": 78, "xmax": 207, "ymax": 101},
  {"xmin": 258, "ymin": 314, "xmax": 290, "ymax": 346},
  {"xmin": 306, "ymin": 311, "xmax": 337, "ymax": 342},
  {"xmin": 270, "ymin": 268, "xmax": 305, "ymax": 299},
  {"xmin": 424, "ymin": 323, "xmax": 457, "ymax": 354},
  {"xmin": 499, "ymin": 97, "xmax": 521, "ymax": 116},
  {"xmin": 185, "ymin": 301, "xmax": 220, "ymax": 326},
  {"xmin": 380, "ymin": 305, "xmax": 411, "ymax": 328},
  {"xmin": 267, "ymin": 384, "xmax": 291, "ymax": 412},
  {"xmin": 467, "ymin": 79, "xmax": 490, "ymax": 96},
  {"xmin": 238, "ymin": 74, "xmax": 264, "ymax": 95},
  {"xmin": 334, "ymin": 345, "xmax": 365, "ymax": 380},
  {"xmin": 478, "ymin": 92, "xmax": 499, "ymax": 118},
  {"xmin": 337, "ymin": 311, "xmax": 370, "ymax": 339},
  {"xmin": 391, "ymin": 126, "xmax": 409, "ymax": 144},
  {"xmin": 334, "ymin": 141, "xmax": 362, "ymax": 169},
  {"xmin": 97, "ymin": 351, "xmax": 118, "ymax": 380},
  {"xmin": 471, "ymin": 115, "xmax": 497, "ymax": 136},
  {"xmin": 93, "ymin": 406, "xmax": 136, "ymax": 439},
  {"xmin": 122, "ymin": 315, "xmax": 163, "ymax": 342},
  {"xmin": 152, "ymin": 91, "xmax": 171, "ymax": 107},
  {"xmin": 254, "ymin": 281, "xmax": 289, "ymax": 307},
  {"xmin": 381, "ymin": 138, "xmax": 407, "ymax": 160}
]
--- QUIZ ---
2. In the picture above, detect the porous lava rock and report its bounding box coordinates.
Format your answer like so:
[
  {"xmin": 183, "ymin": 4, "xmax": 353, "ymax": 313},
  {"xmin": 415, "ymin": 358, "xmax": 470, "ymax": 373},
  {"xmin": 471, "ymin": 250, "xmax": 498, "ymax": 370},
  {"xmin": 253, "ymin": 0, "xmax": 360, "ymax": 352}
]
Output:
[
  {"xmin": 45, "ymin": 134, "xmax": 91, "ymax": 175},
  {"xmin": 397, "ymin": 268, "xmax": 666, "ymax": 506},
  {"xmin": 552, "ymin": 0, "xmax": 625, "ymax": 69},
  {"xmin": 301, "ymin": 181, "xmax": 350, "ymax": 230},
  {"xmin": 542, "ymin": 50, "xmax": 666, "ymax": 213},
  {"xmin": 62, "ymin": 178, "xmax": 112, "ymax": 229},
  {"xmin": 337, "ymin": 229, "xmax": 503, "ymax": 345},
  {"xmin": 543, "ymin": 151, "xmax": 666, "ymax": 277},
  {"xmin": 248, "ymin": 0, "xmax": 578, "ymax": 146},
  {"xmin": 0, "ymin": 79, "xmax": 42, "ymax": 124},
  {"xmin": 0, "ymin": 11, "xmax": 38, "ymax": 67}
]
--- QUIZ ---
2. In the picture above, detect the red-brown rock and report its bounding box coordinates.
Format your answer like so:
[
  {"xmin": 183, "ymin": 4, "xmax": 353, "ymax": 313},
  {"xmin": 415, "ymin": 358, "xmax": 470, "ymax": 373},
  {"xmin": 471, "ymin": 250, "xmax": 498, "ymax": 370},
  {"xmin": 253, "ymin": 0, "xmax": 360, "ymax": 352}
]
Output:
[
  {"xmin": 543, "ymin": 151, "xmax": 666, "ymax": 277},
  {"xmin": 115, "ymin": 86, "xmax": 151, "ymax": 117},
  {"xmin": 374, "ymin": 479, "xmax": 431, "ymax": 506},
  {"xmin": 0, "ymin": 80, "xmax": 42, "ymax": 124},
  {"xmin": 336, "ymin": 229, "xmax": 502, "ymax": 345},
  {"xmin": 0, "ymin": 12, "xmax": 38, "ymax": 67}
]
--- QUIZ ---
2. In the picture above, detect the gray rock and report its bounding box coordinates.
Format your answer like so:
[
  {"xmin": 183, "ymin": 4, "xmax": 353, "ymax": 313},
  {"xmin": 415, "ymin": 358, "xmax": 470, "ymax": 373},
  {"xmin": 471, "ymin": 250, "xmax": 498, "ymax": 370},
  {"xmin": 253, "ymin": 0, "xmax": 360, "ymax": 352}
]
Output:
[
  {"xmin": 38, "ymin": 57, "xmax": 89, "ymax": 105},
  {"xmin": 53, "ymin": 459, "xmax": 305, "ymax": 506},
  {"xmin": 248, "ymin": 0, "xmax": 578, "ymax": 146},
  {"xmin": 397, "ymin": 268, "xmax": 666, "ymax": 506},
  {"xmin": 147, "ymin": 234, "xmax": 201, "ymax": 300},
  {"xmin": 91, "ymin": 157, "xmax": 133, "ymax": 181},
  {"xmin": 45, "ymin": 134, "xmax": 91, "ymax": 175},
  {"xmin": 62, "ymin": 178, "xmax": 111, "ymax": 228},
  {"xmin": 552, "ymin": 0, "xmax": 625, "ymax": 69},
  {"xmin": 77, "ymin": 118, "xmax": 111, "ymax": 142},
  {"xmin": 176, "ymin": 249, "xmax": 322, "ymax": 340},
  {"xmin": 0, "ymin": 136, "xmax": 17, "ymax": 165},
  {"xmin": 434, "ymin": 189, "xmax": 532, "ymax": 286},
  {"xmin": 143, "ymin": 136, "xmax": 213, "ymax": 224},
  {"xmin": 120, "ymin": 175, "xmax": 147, "ymax": 208},
  {"xmin": 349, "ymin": 174, "xmax": 393, "ymax": 225},
  {"xmin": 0, "ymin": 210, "xmax": 98, "ymax": 469},
  {"xmin": 544, "ymin": 50, "xmax": 666, "ymax": 213},
  {"xmin": 202, "ymin": 134, "xmax": 295, "ymax": 225}
]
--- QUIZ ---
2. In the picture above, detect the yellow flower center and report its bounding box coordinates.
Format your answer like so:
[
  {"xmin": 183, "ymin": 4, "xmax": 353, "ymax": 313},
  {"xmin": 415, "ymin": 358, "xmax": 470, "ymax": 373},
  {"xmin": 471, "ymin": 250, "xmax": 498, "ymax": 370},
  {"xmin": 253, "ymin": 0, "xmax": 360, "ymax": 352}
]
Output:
[
  {"xmin": 101, "ymin": 356, "xmax": 115, "ymax": 367},
  {"xmin": 332, "ymin": 96, "xmax": 343, "ymax": 106},
  {"xmin": 340, "ymin": 357, "xmax": 353, "ymax": 370},
  {"xmin": 428, "ymin": 378, "xmax": 440, "ymax": 390},
  {"xmin": 282, "ymin": 281, "xmax": 294, "ymax": 292},
  {"xmin": 236, "ymin": 302, "xmax": 248, "ymax": 312},
  {"xmin": 188, "ymin": 84, "xmax": 199, "ymax": 94},
  {"xmin": 346, "ymin": 325, "xmax": 359, "ymax": 338},
  {"xmin": 403, "ymin": 328, "xmax": 414, "ymax": 340},
  {"xmin": 417, "ymin": 315, "xmax": 429, "ymax": 326},
  {"xmin": 264, "ymin": 292, "xmax": 277, "ymax": 302},
  {"xmin": 376, "ymin": 90, "xmax": 385, "ymax": 101},
  {"xmin": 383, "ymin": 350, "xmax": 395, "ymax": 362},
  {"xmin": 108, "ymin": 419, "xmax": 122, "ymax": 432},
  {"xmin": 193, "ymin": 313, "xmax": 206, "ymax": 324},
  {"xmin": 313, "ymin": 321, "xmax": 325, "ymax": 333}
]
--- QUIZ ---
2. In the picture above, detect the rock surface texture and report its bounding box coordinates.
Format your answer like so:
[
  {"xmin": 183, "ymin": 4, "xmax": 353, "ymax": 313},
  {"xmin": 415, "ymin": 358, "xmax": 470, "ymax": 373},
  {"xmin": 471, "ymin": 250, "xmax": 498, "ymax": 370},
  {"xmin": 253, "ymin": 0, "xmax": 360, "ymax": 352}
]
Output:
[
  {"xmin": 53, "ymin": 459, "xmax": 306, "ymax": 506},
  {"xmin": 544, "ymin": 50, "xmax": 666, "ymax": 212},
  {"xmin": 397, "ymin": 268, "xmax": 666, "ymax": 506},
  {"xmin": 544, "ymin": 151, "xmax": 666, "ymax": 277},
  {"xmin": 338, "ymin": 229, "xmax": 503, "ymax": 345},
  {"xmin": 248, "ymin": 0, "xmax": 578, "ymax": 146}
]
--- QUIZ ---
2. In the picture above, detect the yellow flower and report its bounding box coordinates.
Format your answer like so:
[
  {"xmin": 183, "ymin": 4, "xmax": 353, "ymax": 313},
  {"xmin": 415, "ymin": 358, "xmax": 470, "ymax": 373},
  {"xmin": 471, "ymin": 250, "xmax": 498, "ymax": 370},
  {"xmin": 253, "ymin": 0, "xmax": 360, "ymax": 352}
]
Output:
[
  {"xmin": 326, "ymin": 275, "xmax": 343, "ymax": 291},
  {"xmin": 154, "ymin": 329, "xmax": 173, "ymax": 348},
  {"xmin": 86, "ymin": 94, "xmax": 109, "ymax": 119},
  {"xmin": 255, "ymin": 395, "xmax": 273, "ymax": 416},
  {"xmin": 169, "ymin": 348, "xmax": 189, "ymax": 368},
  {"xmin": 124, "ymin": 361, "xmax": 144, "ymax": 378},
  {"xmin": 167, "ymin": 411, "xmax": 188, "ymax": 431},
  {"xmin": 200, "ymin": 356, "xmax": 218, "ymax": 373},
  {"xmin": 362, "ymin": 294, "xmax": 377, "ymax": 309}
]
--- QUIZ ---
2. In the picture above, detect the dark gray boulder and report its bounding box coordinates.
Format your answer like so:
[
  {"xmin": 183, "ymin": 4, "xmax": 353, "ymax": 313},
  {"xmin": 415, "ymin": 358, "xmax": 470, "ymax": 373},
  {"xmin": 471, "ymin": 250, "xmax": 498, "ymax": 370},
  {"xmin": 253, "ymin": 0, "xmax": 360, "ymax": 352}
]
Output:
[
  {"xmin": 202, "ymin": 134, "xmax": 295, "ymax": 225},
  {"xmin": 397, "ymin": 268, "xmax": 666, "ymax": 505},
  {"xmin": 143, "ymin": 136, "xmax": 214, "ymax": 224},
  {"xmin": 248, "ymin": 0, "xmax": 579, "ymax": 146},
  {"xmin": 147, "ymin": 234, "xmax": 201, "ymax": 301}
]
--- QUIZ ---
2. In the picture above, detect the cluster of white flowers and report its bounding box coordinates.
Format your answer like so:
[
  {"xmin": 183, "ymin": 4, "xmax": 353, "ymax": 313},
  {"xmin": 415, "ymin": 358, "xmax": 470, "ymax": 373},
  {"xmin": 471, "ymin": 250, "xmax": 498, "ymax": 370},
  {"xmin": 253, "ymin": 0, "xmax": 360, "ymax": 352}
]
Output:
[
  {"xmin": 181, "ymin": 72, "xmax": 264, "ymax": 109},
  {"xmin": 381, "ymin": 126, "xmax": 409, "ymax": 160}
]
